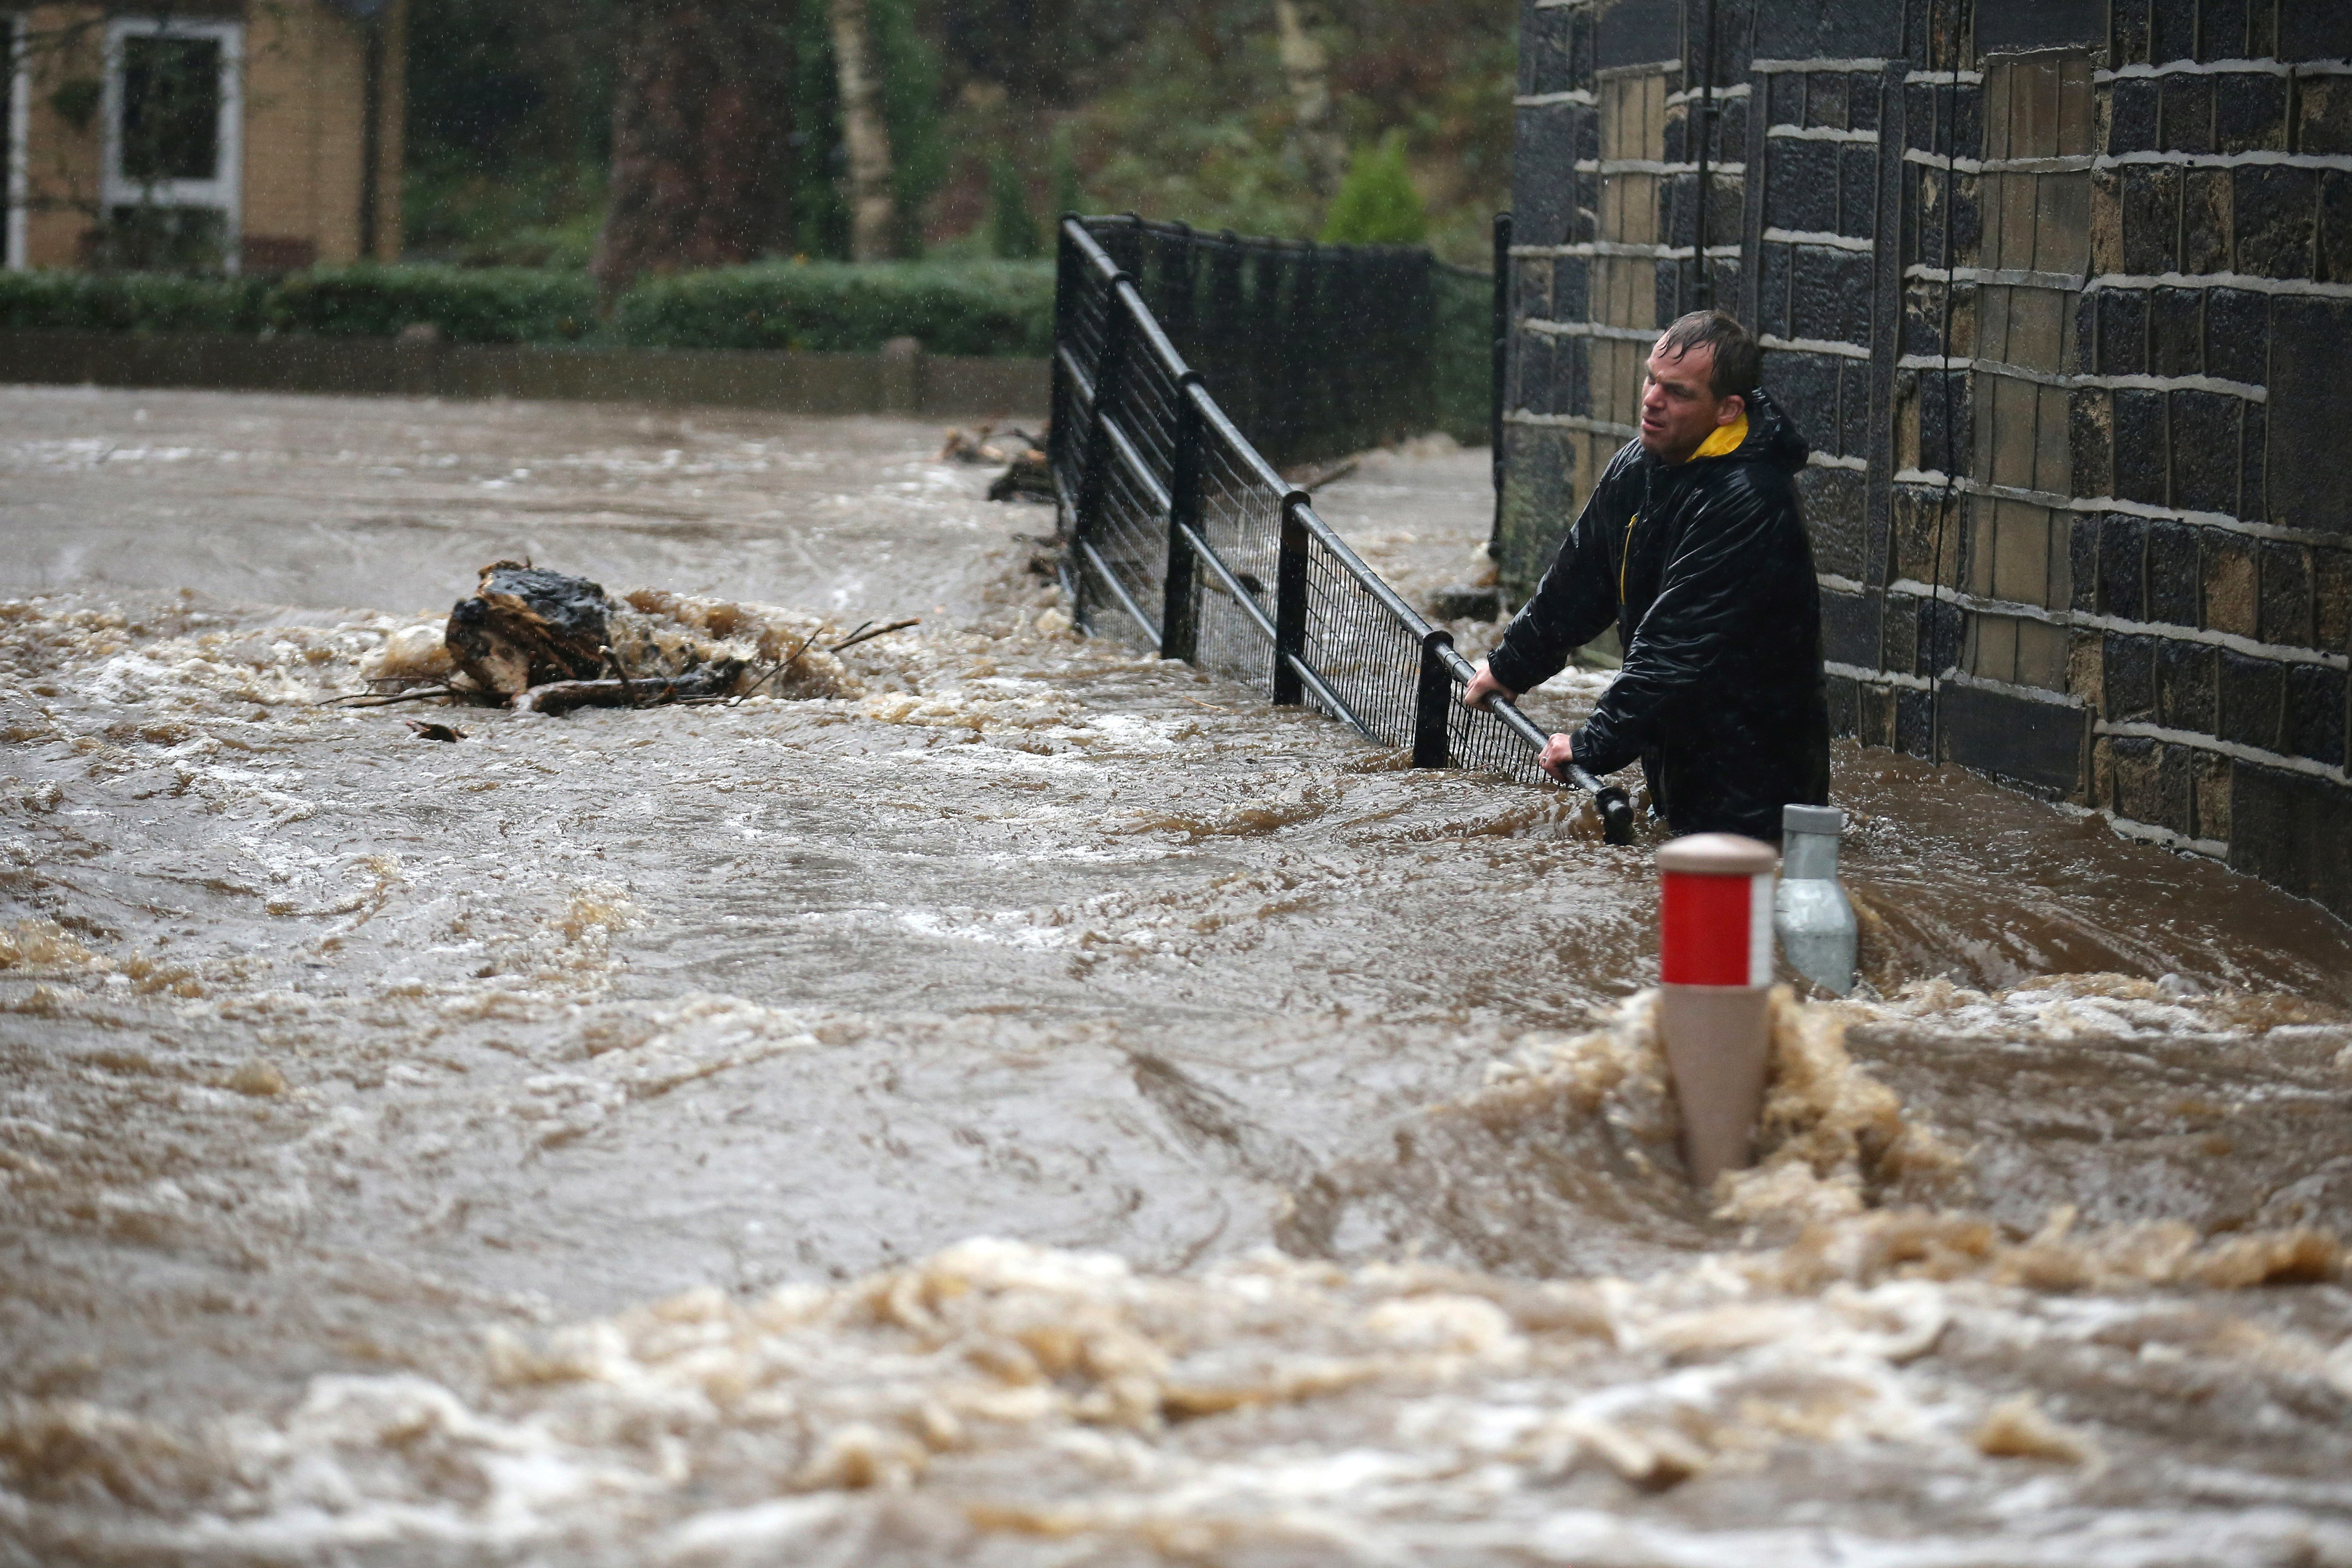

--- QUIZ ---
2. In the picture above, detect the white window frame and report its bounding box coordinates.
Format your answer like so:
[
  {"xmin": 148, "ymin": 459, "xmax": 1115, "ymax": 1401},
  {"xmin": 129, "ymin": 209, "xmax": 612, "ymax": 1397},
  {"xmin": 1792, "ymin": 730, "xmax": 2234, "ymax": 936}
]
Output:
[
  {"xmin": 101, "ymin": 15, "xmax": 243, "ymax": 271},
  {"xmin": 7, "ymin": 15, "xmax": 28, "ymax": 271}
]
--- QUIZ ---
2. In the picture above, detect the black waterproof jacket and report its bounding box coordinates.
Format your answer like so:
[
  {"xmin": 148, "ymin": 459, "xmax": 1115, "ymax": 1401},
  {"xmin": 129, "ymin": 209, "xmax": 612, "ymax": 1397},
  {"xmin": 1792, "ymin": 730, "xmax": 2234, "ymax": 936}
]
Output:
[{"xmin": 1485, "ymin": 388, "xmax": 1829, "ymax": 840}]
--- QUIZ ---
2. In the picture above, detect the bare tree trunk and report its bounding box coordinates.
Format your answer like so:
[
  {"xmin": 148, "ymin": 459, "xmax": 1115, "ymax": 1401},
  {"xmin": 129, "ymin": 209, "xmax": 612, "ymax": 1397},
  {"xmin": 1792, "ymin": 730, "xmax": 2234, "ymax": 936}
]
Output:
[
  {"xmin": 592, "ymin": 1, "xmax": 793, "ymax": 303},
  {"xmin": 829, "ymin": 0, "xmax": 897, "ymax": 261},
  {"xmin": 1274, "ymin": 0, "xmax": 1345, "ymax": 197}
]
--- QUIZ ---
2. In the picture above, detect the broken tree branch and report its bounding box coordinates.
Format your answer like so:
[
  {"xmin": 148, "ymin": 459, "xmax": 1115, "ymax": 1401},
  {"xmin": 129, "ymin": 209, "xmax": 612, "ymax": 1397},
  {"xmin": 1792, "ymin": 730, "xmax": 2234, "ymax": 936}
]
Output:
[{"xmin": 828, "ymin": 617, "xmax": 920, "ymax": 653}]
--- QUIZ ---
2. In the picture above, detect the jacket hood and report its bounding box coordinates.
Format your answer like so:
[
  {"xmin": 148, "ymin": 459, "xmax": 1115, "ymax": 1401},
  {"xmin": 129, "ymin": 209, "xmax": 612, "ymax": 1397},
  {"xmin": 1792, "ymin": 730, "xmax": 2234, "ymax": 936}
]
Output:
[{"xmin": 1731, "ymin": 386, "xmax": 1811, "ymax": 475}]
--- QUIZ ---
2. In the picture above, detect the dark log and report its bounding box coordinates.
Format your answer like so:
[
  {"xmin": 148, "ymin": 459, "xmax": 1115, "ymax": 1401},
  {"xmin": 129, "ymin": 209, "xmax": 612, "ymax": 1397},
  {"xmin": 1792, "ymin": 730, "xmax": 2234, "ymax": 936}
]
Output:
[{"xmin": 512, "ymin": 659, "xmax": 747, "ymax": 716}]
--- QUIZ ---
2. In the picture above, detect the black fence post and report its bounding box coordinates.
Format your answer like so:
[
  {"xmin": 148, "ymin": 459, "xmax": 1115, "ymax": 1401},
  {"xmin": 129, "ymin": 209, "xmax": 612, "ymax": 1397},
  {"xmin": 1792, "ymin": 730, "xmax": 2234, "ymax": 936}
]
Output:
[
  {"xmin": 1489, "ymin": 211, "xmax": 1512, "ymax": 555},
  {"xmin": 1413, "ymin": 629, "xmax": 1454, "ymax": 768},
  {"xmin": 1273, "ymin": 494, "xmax": 1310, "ymax": 706},
  {"xmin": 1161, "ymin": 376, "xmax": 1205, "ymax": 663}
]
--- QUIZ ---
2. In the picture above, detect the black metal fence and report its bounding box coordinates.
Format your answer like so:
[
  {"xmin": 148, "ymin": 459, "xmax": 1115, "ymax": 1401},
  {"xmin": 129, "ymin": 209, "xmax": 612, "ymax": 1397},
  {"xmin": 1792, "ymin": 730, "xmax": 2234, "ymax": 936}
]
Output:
[{"xmin": 1049, "ymin": 215, "xmax": 1632, "ymax": 840}]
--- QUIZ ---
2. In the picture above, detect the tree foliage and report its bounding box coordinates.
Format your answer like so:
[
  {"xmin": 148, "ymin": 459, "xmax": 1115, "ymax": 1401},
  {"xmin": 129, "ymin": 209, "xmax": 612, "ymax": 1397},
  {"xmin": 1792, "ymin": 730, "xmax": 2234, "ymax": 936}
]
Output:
[{"xmin": 1318, "ymin": 130, "xmax": 1426, "ymax": 245}]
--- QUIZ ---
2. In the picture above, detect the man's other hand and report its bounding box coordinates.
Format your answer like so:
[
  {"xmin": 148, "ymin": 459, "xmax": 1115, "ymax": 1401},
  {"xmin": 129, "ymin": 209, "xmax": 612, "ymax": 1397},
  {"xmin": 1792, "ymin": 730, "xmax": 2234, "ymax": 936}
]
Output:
[
  {"xmin": 1460, "ymin": 661, "xmax": 1514, "ymax": 711},
  {"xmin": 1539, "ymin": 731, "xmax": 1577, "ymax": 781}
]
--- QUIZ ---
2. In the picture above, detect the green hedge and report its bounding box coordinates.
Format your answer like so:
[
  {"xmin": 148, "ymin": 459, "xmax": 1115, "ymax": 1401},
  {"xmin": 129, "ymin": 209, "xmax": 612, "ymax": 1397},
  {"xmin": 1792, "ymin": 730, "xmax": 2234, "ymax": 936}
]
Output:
[
  {"xmin": 0, "ymin": 270, "xmax": 269, "ymax": 334},
  {"xmin": 0, "ymin": 260, "xmax": 1058, "ymax": 355},
  {"xmin": 1432, "ymin": 264, "xmax": 1493, "ymax": 447},
  {"xmin": 610, "ymin": 261, "xmax": 1055, "ymax": 356},
  {"xmin": 264, "ymin": 266, "xmax": 599, "ymax": 344}
]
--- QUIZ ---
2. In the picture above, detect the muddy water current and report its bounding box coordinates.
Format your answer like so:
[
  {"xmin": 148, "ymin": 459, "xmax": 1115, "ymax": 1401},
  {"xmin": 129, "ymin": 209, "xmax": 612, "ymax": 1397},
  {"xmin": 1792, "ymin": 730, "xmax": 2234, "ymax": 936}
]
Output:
[{"xmin": 4, "ymin": 386, "xmax": 2352, "ymax": 1566}]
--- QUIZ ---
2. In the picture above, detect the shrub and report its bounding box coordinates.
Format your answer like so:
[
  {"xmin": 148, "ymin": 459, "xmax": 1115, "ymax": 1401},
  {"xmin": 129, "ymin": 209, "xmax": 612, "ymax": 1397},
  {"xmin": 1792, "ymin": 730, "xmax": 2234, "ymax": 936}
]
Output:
[
  {"xmin": 1320, "ymin": 131, "xmax": 1429, "ymax": 246},
  {"xmin": 0, "ymin": 269, "xmax": 268, "ymax": 333},
  {"xmin": 988, "ymin": 152, "xmax": 1042, "ymax": 260},
  {"xmin": 264, "ymin": 264, "xmax": 600, "ymax": 343},
  {"xmin": 610, "ymin": 259, "xmax": 1055, "ymax": 356}
]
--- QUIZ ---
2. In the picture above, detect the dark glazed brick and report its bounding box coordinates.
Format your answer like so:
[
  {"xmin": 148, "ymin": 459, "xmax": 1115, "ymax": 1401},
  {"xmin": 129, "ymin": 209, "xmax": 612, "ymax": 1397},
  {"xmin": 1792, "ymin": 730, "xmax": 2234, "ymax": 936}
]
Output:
[
  {"xmin": 2159, "ymin": 75, "xmax": 2215, "ymax": 155},
  {"xmin": 1552, "ymin": 256, "xmax": 1588, "ymax": 320},
  {"xmin": 2156, "ymin": 639, "xmax": 2217, "ymax": 732},
  {"xmin": 2181, "ymin": 169, "xmax": 2234, "ymax": 277},
  {"xmin": 2112, "ymin": 389, "xmax": 2168, "ymax": 505},
  {"xmin": 1847, "ymin": 74, "xmax": 1880, "ymax": 134},
  {"xmin": 1654, "ymin": 259, "xmax": 1682, "ymax": 327},
  {"xmin": 1799, "ymin": 465, "xmax": 1869, "ymax": 579},
  {"xmin": 1789, "ymin": 246, "xmax": 1852, "ymax": 341},
  {"xmin": 2104, "ymin": 632, "xmax": 2158, "ymax": 720},
  {"xmin": 2227, "ymin": 764, "xmax": 2352, "ymax": 922},
  {"xmin": 1769, "ymin": 352, "xmax": 1838, "ymax": 441},
  {"xmin": 2149, "ymin": 0, "xmax": 2197, "ymax": 64},
  {"xmin": 1952, "ymin": 86, "xmax": 1985, "ymax": 169},
  {"xmin": 2284, "ymin": 665, "xmax": 2349, "ymax": 767},
  {"xmin": 2199, "ymin": 0, "xmax": 2250, "ymax": 61},
  {"xmin": 1882, "ymin": 593, "xmax": 1919, "ymax": 676},
  {"xmin": 2099, "ymin": 290, "xmax": 2147, "ymax": 375},
  {"xmin": 2113, "ymin": 1, "xmax": 2151, "ymax": 65},
  {"xmin": 1768, "ymin": 72, "xmax": 1805, "ymax": 131},
  {"xmin": 1720, "ymin": 97, "xmax": 1749, "ymax": 165},
  {"xmin": 2120, "ymin": 166, "xmax": 2181, "ymax": 275},
  {"xmin": 2234, "ymin": 166, "xmax": 2318, "ymax": 280},
  {"xmin": 1771, "ymin": 139, "xmax": 1839, "ymax": 234},
  {"xmin": 1921, "ymin": 597, "xmax": 1964, "ymax": 675},
  {"xmin": 1839, "ymin": 358, "xmax": 1872, "ymax": 458},
  {"xmin": 1837, "ymin": 248, "xmax": 1874, "ymax": 345},
  {"xmin": 1941, "ymin": 682, "xmax": 2092, "ymax": 796},
  {"xmin": 1757, "ymin": 242, "xmax": 1792, "ymax": 338},
  {"xmin": 2263, "ymin": 298, "xmax": 2352, "ymax": 531},
  {"xmin": 1821, "ymin": 588, "xmax": 1879, "ymax": 667},
  {"xmin": 2279, "ymin": 9, "xmax": 2352, "ymax": 65},
  {"xmin": 1839, "ymin": 145, "xmax": 1878, "ymax": 238},
  {"xmin": 2321, "ymin": 172, "xmax": 2352, "ymax": 285},
  {"xmin": 1509, "ymin": 332, "xmax": 1551, "ymax": 413},
  {"xmin": 2146, "ymin": 520, "xmax": 2201, "ymax": 626},
  {"xmin": 2073, "ymin": 292, "xmax": 2099, "ymax": 375},
  {"xmin": 2170, "ymin": 391, "xmax": 2241, "ymax": 516},
  {"xmin": 2240, "ymin": 401, "xmax": 2265, "ymax": 523},
  {"xmin": 2261, "ymin": 541, "xmax": 2314, "ymax": 649},
  {"xmin": 2110, "ymin": 78, "xmax": 2159, "ymax": 153},
  {"xmin": 2216, "ymin": 72, "xmax": 2288, "ymax": 154},
  {"xmin": 1516, "ymin": 109, "xmax": 1575, "ymax": 247},
  {"xmin": 2149, "ymin": 287, "xmax": 2202, "ymax": 377},
  {"xmin": 2218, "ymin": 650, "xmax": 2284, "ymax": 748},
  {"xmin": 1895, "ymin": 688, "xmax": 1933, "ymax": 757},
  {"xmin": 2099, "ymin": 514, "xmax": 2147, "ymax": 618},
  {"xmin": 2202, "ymin": 289, "xmax": 2267, "ymax": 388},
  {"xmin": 1826, "ymin": 673, "xmax": 1860, "ymax": 737},
  {"xmin": 2070, "ymin": 515, "xmax": 2100, "ymax": 612},
  {"xmin": 2070, "ymin": 388, "xmax": 2112, "ymax": 499}
]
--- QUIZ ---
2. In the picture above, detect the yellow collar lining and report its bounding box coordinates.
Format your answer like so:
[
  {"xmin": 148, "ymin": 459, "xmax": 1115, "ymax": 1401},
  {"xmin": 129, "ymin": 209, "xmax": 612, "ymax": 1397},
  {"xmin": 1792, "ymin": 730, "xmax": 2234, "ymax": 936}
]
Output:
[
  {"xmin": 1620, "ymin": 415, "xmax": 1750, "ymax": 603},
  {"xmin": 1691, "ymin": 413, "xmax": 1748, "ymax": 461}
]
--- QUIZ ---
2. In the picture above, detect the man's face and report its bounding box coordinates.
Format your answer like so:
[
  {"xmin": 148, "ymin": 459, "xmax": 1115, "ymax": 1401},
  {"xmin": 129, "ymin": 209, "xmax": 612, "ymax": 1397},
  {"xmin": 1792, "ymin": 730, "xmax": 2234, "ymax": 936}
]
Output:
[{"xmin": 1638, "ymin": 340, "xmax": 1744, "ymax": 462}]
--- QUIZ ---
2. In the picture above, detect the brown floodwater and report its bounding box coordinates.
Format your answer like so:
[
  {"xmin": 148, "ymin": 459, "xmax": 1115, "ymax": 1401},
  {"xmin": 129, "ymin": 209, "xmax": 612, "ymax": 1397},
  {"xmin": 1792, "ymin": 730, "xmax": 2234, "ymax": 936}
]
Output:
[{"xmin": 2, "ymin": 386, "xmax": 2350, "ymax": 1567}]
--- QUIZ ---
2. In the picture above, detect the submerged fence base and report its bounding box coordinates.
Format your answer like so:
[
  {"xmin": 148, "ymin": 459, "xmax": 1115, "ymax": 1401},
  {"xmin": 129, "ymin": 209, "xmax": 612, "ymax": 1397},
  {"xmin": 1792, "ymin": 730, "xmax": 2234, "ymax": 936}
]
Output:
[{"xmin": 1048, "ymin": 215, "xmax": 1631, "ymax": 838}]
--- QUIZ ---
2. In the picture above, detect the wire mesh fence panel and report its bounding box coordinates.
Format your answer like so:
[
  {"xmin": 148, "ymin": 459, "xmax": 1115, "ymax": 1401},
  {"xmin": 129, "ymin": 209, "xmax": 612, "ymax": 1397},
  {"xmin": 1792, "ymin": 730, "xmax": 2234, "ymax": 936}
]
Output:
[
  {"xmin": 1188, "ymin": 433, "xmax": 1284, "ymax": 695},
  {"xmin": 1049, "ymin": 216, "xmax": 1631, "ymax": 836}
]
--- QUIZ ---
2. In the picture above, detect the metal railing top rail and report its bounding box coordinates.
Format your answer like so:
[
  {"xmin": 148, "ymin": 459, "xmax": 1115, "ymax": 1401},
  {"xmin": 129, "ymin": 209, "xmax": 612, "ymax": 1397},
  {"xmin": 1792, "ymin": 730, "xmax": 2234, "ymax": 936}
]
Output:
[{"xmin": 1049, "ymin": 215, "xmax": 1633, "ymax": 845}]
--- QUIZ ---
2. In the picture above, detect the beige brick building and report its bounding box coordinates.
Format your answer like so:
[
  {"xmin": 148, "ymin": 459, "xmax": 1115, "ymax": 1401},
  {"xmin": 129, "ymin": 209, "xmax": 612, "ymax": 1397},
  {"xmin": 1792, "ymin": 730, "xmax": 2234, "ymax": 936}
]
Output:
[{"xmin": 4, "ymin": 0, "xmax": 405, "ymax": 271}]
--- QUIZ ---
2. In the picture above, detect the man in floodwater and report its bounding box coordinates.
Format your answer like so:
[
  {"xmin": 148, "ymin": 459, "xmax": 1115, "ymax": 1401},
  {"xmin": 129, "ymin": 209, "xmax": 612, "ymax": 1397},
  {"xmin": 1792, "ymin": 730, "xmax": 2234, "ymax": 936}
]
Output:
[{"xmin": 1461, "ymin": 309, "xmax": 1829, "ymax": 840}]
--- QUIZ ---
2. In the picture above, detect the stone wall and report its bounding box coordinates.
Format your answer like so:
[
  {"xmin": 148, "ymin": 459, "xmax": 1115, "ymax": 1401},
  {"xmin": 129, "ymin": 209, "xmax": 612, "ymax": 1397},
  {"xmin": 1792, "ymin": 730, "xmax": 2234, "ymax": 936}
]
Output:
[{"xmin": 1501, "ymin": 0, "xmax": 2352, "ymax": 919}]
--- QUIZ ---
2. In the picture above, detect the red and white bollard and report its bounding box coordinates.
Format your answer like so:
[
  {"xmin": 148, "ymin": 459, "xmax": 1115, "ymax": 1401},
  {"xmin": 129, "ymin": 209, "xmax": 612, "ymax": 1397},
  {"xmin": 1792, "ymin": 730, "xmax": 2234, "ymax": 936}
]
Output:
[{"xmin": 1654, "ymin": 833, "xmax": 1778, "ymax": 1187}]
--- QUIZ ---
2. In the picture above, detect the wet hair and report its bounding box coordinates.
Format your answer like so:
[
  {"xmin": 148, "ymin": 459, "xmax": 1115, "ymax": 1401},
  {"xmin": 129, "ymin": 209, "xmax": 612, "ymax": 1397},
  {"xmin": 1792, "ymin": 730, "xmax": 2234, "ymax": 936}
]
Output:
[{"xmin": 1654, "ymin": 309, "xmax": 1760, "ymax": 403}]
